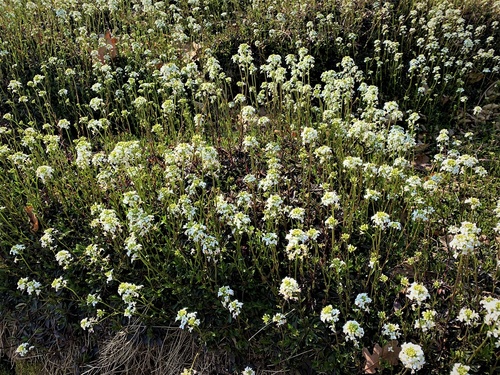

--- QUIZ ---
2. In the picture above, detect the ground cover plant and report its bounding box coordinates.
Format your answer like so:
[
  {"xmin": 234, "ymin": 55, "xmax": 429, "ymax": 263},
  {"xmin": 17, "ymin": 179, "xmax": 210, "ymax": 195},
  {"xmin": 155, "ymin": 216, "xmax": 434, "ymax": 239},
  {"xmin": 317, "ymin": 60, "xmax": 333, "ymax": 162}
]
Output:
[{"xmin": 0, "ymin": 0, "xmax": 500, "ymax": 374}]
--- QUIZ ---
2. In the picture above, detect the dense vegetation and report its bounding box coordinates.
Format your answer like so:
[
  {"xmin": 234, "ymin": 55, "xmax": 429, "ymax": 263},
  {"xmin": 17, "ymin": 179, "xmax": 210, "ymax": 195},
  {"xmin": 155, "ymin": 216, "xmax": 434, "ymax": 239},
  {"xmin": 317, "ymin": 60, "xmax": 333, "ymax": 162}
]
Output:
[{"xmin": 0, "ymin": 0, "xmax": 499, "ymax": 374}]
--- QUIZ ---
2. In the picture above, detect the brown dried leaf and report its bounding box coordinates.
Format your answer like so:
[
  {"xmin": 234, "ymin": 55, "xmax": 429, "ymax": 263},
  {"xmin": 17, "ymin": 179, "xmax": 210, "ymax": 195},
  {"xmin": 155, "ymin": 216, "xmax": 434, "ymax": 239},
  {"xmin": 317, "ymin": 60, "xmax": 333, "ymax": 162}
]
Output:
[
  {"xmin": 183, "ymin": 41, "xmax": 201, "ymax": 61},
  {"xmin": 467, "ymin": 72, "xmax": 485, "ymax": 84},
  {"xmin": 439, "ymin": 235, "xmax": 454, "ymax": 252},
  {"xmin": 363, "ymin": 341, "xmax": 401, "ymax": 374},
  {"xmin": 97, "ymin": 30, "xmax": 118, "ymax": 63},
  {"xmin": 412, "ymin": 153, "xmax": 431, "ymax": 171},
  {"xmin": 381, "ymin": 340, "xmax": 401, "ymax": 365},
  {"xmin": 24, "ymin": 205, "xmax": 39, "ymax": 232}
]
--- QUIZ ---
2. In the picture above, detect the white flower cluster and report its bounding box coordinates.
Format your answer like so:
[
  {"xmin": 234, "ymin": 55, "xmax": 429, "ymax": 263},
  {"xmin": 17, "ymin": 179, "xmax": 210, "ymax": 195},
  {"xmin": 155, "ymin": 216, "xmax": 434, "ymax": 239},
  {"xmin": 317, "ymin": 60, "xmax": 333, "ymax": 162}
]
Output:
[
  {"xmin": 406, "ymin": 282, "xmax": 430, "ymax": 306},
  {"xmin": 399, "ymin": 342, "xmax": 425, "ymax": 373},
  {"xmin": 40, "ymin": 228, "xmax": 56, "ymax": 249},
  {"xmin": 414, "ymin": 309, "xmax": 437, "ymax": 332},
  {"xmin": 320, "ymin": 305, "xmax": 340, "ymax": 331},
  {"xmin": 371, "ymin": 211, "xmax": 401, "ymax": 230},
  {"xmin": 183, "ymin": 221, "xmax": 220, "ymax": 260},
  {"xmin": 117, "ymin": 282, "xmax": 143, "ymax": 317},
  {"xmin": 80, "ymin": 316, "xmax": 98, "ymax": 333},
  {"xmin": 17, "ymin": 277, "xmax": 41, "ymax": 296},
  {"xmin": 74, "ymin": 137, "xmax": 92, "ymax": 169},
  {"xmin": 175, "ymin": 308, "xmax": 200, "ymax": 332},
  {"xmin": 15, "ymin": 342, "xmax": 34, "ymax": 357},
  {"xmin": 342, "ymin": 320, "xmax": 364, "ymax": 345},
  {"xmin": 36, "ymin": 165, "xmax": 54, "ymax": 184},
  {"xmin": 481, "ymin": 296, "xmax": 500, "ymax": 347},
  {"xmin": 457, "ymin": 307, "xmax": 479, "ymax": 326},
  {"xmin": 301, "ymin": 126, "xmax": 318, "ymax": 146},
  {"xmin": 382, "ymin": 323, "xmax": 401, "ymax": 340},
  {"xmin": 241, "ymin": 367, "xmax": 255, "ymax": 375},
  {"xmin": 450, "ymin": 363, "xmax": 470, "ymax": 375},
  {"xmin": 448, "ymin": 221, "xmax": 481, "ymax": 258},
  {"xmin": 218, "ymin": 286, "xmax": 243, "ymax": 318},
  {"xmin": 279, "ymin": 277, "xmax": 301, "ymax": 301},
  {"xmin": 123, "ymin": 191, "xmax": 155, "ymax": 236},
  {"xmin": 55, "ymin": 249, "xmax": 73, "ymax": 269},
  {"xmin": 90, "ymin": 204, "xmax": 122, "ymax": 238},
  {"xmin": 51, "ymin": 277, "xmax": 67, "ymax": 292},
  {"xmin": 108, "ymin": 140, "xmax": 142, "ymax": 169},
  {"xmin": 354, "ymin": 293, "xmax": 372, "ymax": 312}
]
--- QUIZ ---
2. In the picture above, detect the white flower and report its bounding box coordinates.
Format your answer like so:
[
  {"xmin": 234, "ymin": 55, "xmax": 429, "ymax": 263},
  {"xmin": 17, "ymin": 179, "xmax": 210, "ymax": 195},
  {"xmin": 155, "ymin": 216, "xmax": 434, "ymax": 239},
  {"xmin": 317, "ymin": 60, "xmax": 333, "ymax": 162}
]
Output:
[
  {"xmin": 74, "ymin": 137, "xmax": 92, "ymax": 169},
  {"xmin": 480, "ymin": 297, "xmax": 500, "ymax": 326},
  {"xmin": 17, "ymin": 277, "xmax": 42, "ymax": 296},
  {"xmin": 279, "ymin": 277, "xmax": 301, "ymax": 301},
  {"xmin": 288, "ymin": 207, "xmax": 305, "ymax": 222},
  {"xmin": 464, "ymin": 197, "xmax": 481, "ymax": 210},
  {"xmin": 354, "ymin": 293, "xmax": 372, "ymax": 312},
  {"xmin": 457, "ymin": 307, "xmax": 479, "ymax": 326},
  {"xmin": 91, "ymin": 206, "xmax": 122, "ymax": 238},
  {"xmin": 343, "ymin": 320, "xmax": 364, "ymax": 344},
  {"xmin": 261, "ymin": 232, "xmax": 278, "ymax": 246},
  {"xmin": 36, "ymin": 165, "xmax": 54, "ymax": 184},
  {"xmin": 57, "ymin": 118, "xmax": 71, "ymax": 130},
  {"xmin": 320, "ymin": 305, "xmax": 340, "ymax": 329},
  {"xmin": 228, "ymin": 300, "xmax": 243, "ymax": 318},
  {"xmin": 448, "ymin": 221, "xmax": 481, "ymax": 258},
  {"xmin": 436, "ymin": 129, "xmax": 449, "ymax": 145},
  {"xmin": 272, "ymin": 313, "xmax": 287, "ymax": 326},
  {"xmin": 399, "ymin": 342, "xmax": 425, "ymax": 373},
  {"xmin": 242, "ymin": 136, "xmax": 259, "ymax": 151},
  {"xmin": 406, "ymin": 282, "xmax": 429, "ymax": 306},
  {"xmin": 301, "ymin": 127, "xmax": 318, "ymax": 145},
  {"xmin": 86, "ymin": 293, "xmax": 101, "ymax": 307},
  {"xmin": 51, "ymin": 277, "xmax": 67, "ymax": 292},
  {"xmin": 450, "ymin": 362, "xmax": 470, "ymax": 375},
  {"xmin": 414, "ymin": 310, "xmax": 437, "ymax": 332},
  {"xmin": 89, "ymin": 97, "xmax": 103, "ymax": 111},
  {"xmin": 321, "ymin": 191, "xmax": 340, "ymax": 207},
  {"xmin": 314, "ymin": 145, "xmax": 332, "ymax": 163},
  {"xmin": 382, "ymin": 323, "xmax": 401, "ymax": 340},
  {"xmin": 10, "ymin": 244, "xmax": 25, "ymax": 256},
  {"xmin": 80, "ymin": 317, "xmax": 98, "ymax": 333},
  {"xmin": 175, "ymin": 308, "xmax": 200, "ymax": 332},
  {"xmin": 242, "ymin": 367, "xmax": 255, "ymax": 375},
  {"xmin": 55, "ymin": 250, "xmax": 73, "ymax": 268},
  {"xmin": 371, "ymin": 211, "xmax": 391, "ymax": 229},
  {"xmin": 218, "ymin": 286, "xmax": 234, "ymax": 307},
  {"xmin": 15, "ymin": 342, "xmax": 34, "ymax": 357}
]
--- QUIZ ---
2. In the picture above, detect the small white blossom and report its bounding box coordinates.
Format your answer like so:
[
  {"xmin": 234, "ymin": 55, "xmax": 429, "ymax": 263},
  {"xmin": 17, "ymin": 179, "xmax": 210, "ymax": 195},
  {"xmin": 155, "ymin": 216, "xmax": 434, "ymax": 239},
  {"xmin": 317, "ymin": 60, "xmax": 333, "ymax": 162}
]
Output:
[
  {"xmin": 382, "ymin": 323, "xmax": 401, "ymax": 340},
  {"xmin": 406, "ymin": 282, "xmax": 429, "ymax": 306},
  {"xmin": 450, "ymin": 363, "xmax": 470, "ymax": 375},
  {"xmin": 354, "ymin": 293, "xmax": 372, "ymax": 312},
  {"xmin": 175, "ymin": 308, "xmax": 200, "ymax": 332},
  {"xmin": 36, "ymin": 165, "xmax": 54, "ymax": 184},
  {"xmin": 15, "ymin": 343, "xmax": 34, "ymax": 357},
  {"xmin": 399, "ymin": 342, "xmax": 425, "ymax": 373},
  {"xmin": 279, "ymin": 277, "xmax": 301, "ymax": 301},
  {"xmin": 320, "ymin": 305, "xmax": 340, "ymax": 330},
  {"xmin": 457, "ymin": 307, "xmax": 479, "ymax": 326},
  {"xmin": 343, "ymin": 320, "xmax": 364, "ymax": 345}
]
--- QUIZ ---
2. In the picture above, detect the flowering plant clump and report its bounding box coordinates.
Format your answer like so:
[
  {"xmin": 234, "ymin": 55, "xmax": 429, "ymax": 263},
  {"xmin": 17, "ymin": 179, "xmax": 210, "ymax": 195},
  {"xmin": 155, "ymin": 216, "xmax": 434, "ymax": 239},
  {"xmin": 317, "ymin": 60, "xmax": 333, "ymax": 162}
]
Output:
[{"xmin": 1, "ymin": 0, "xmax": 500, "ymax": 373}]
